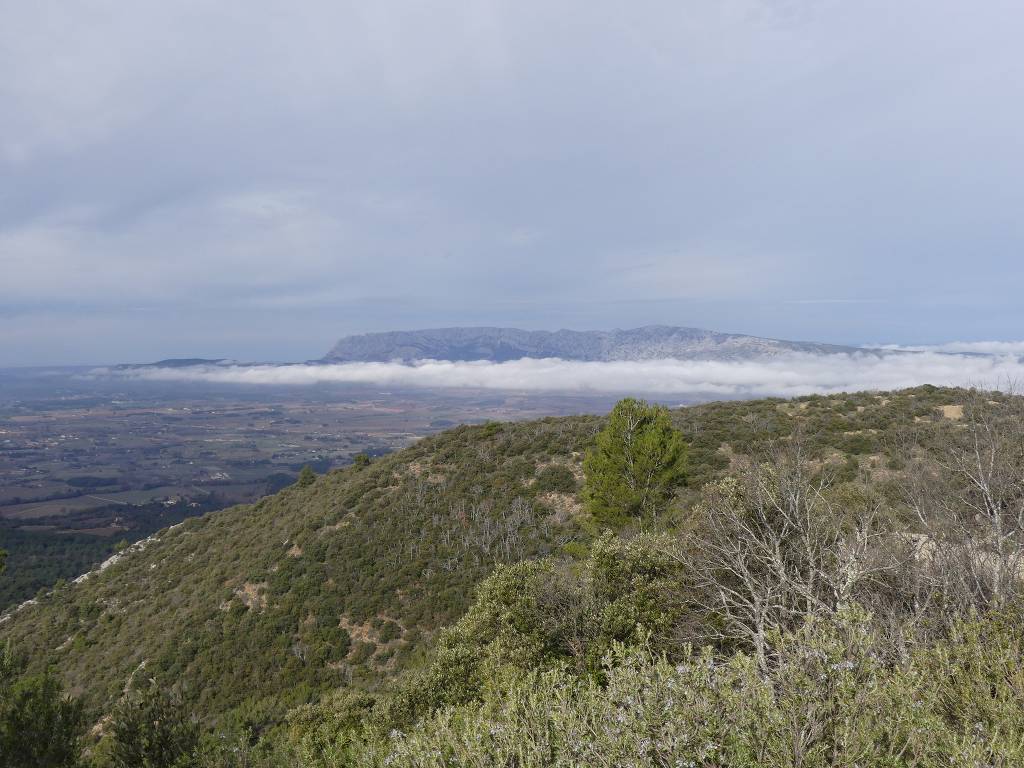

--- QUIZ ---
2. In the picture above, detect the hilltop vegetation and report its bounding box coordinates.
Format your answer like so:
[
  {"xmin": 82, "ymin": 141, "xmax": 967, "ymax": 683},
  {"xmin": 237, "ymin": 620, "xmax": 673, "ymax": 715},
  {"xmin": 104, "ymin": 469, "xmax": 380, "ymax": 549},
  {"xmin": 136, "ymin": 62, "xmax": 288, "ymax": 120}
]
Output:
[
  {"xmin": 0, "ymin": 376, "xmax": 562, "ymax": 613},
  {"xmin": 0, "ymin": 497, "xmax": 227, "ymax": 612},
  {"xmin": 328, "ymin": 607, "xmax": 1024, "ymax": 767},
  {"xmin": 3, "ymin": 384, "xmax": 1023, "ymax": 767},
  {"xmin": 0, "ymin": 414, "xmax": 602, "ymax": 723}
]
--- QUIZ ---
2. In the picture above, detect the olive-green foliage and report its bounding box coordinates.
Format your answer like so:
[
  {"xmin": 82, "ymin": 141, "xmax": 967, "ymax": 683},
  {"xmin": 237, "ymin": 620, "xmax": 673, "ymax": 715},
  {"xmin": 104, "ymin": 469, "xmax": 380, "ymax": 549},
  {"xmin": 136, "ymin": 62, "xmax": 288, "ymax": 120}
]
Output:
[
  {"xmin": 533, "ymin": 465, "xmax": 577, "ymax": 494},
  {"xmin": 583, "ymin": 398, "xmax": 687, "ymax": 525},
  {"xmin": 373, "ymin": 619, "xmax": 402, "ymax": 644},
  {"xmin": 0, "ymin": 385, "xmax": 1001, "ymax": 751},
  {"xmin": 0, "ymin": 647, "xmax": 83, "ymax": 768},
  {"xmin": 279, "ymin": 689, "xmax": 377, "ymax": 767},
  {"xmin": 342, "ymin": 608, "xmax": 1024, "ymax": 767},
  {"xmin": 347, "ymin": 642, "xmax": 375, "ymax": 666},
  {"xmin": 285, "ymin": 532, "xmax": 688, "ymax": 761},
  {"xmin": 99, "ymin": 680, "xmax": 199, "ymax": 768},
  {"xmin": 0, "ymin": 417, "xmax": 598, "ymax": 725},
  {"xmin": 188, "ymin": 698, "xmax": 295, "ymax": 768},
  {"xmin": 296, "ymin": 466, "xmax": 317, "ymax": 488},
  {"xmin": 667, "ymin": 385, "xmax": 984, "ymax": 491},
  {"xmin": 0, "ymin": 493, "xmax": 230, "ymax": 613},
  {"xmin": 0, "ymin": 530, "xmax": 116, "ymax": 612}
]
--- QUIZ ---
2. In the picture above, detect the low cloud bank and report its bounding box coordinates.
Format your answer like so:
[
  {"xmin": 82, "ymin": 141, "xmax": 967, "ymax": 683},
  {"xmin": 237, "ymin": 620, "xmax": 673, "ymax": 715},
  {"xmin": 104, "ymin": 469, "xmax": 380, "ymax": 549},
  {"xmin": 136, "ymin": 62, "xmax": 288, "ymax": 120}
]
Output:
[
  {"xmin": 96, "ymin": 349, "xmax": 1024, "ymax": 398},
  {"xmin": 877, "ymin": 341, "xmax": 1024, "ymax": 355}
]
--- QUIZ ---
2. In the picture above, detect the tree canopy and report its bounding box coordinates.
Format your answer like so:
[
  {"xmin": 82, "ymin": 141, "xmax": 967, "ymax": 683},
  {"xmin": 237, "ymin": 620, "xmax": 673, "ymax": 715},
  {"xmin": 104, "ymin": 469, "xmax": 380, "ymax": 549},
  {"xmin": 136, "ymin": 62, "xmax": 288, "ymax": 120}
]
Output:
[
  {"xmin": 583, "ymin": 397, "xmax": 687, "ymax": 525},
  {"xmin": 296, "ymin": 466, "xmax": 317, "ymax": 487},
  {"xmin": 0, "ymin": 647, "xmax": 83, "ymax": 768}
]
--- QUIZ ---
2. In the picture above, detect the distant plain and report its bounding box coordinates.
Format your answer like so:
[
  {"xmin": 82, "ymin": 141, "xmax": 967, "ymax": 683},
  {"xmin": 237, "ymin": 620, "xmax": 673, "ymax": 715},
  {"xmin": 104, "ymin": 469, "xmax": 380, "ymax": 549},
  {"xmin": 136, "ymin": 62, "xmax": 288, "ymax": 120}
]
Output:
[{"xmin": 0, "ymin": 366, "xmax": 630, "ymax": 608}]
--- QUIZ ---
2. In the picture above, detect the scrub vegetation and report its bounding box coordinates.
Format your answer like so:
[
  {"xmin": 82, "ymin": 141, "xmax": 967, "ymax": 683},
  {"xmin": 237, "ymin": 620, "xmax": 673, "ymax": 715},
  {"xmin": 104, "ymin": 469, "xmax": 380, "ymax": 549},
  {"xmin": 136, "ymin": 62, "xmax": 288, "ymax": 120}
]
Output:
[{"xmin": 4, "ymin": 385, "xmax": 1024, "ymax": 767}]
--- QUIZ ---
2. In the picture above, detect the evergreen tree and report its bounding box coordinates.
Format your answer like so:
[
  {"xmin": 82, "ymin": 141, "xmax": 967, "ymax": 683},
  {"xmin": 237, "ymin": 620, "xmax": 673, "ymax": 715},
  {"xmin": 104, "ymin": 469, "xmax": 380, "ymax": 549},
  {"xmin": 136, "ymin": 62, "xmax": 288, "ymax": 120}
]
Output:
[
  {"xmin": 296, "ymin": 466, "xmax": 317, "ymax": 487},
  {"xmin": 583, "ymin": 398, "xmax": 687, "ymax": 525},
  {"xmin": 0, "ymin": 647, "xmax": 83, "ymax": 768},
  {"xmin": 103, "ymin": 680, "xmax": 199, "ymax": 768}
]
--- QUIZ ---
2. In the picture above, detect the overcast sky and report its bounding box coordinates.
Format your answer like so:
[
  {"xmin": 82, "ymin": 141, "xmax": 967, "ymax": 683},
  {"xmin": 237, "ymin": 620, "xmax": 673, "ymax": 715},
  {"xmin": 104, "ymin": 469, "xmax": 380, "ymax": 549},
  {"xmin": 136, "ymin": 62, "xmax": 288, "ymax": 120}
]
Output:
[{"xmin": 3, "ymin": 1, "xmax": 1024, "ymax": 366}]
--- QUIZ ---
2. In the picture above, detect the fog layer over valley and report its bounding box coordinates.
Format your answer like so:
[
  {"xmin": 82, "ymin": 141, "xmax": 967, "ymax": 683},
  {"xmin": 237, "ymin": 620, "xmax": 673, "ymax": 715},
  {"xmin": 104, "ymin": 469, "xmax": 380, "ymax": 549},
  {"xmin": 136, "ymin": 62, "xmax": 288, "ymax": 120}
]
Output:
[{"xmin": 100, "ymin": 346, "xmax": 1024, "ymax": 398}]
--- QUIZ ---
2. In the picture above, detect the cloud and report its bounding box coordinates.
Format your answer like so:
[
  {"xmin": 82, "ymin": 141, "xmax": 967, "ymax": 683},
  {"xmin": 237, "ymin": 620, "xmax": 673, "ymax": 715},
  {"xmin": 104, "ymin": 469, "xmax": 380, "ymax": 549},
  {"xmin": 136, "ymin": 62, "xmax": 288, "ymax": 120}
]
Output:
[
  {"xmin": 787, "ymin": 299, "xmax": 886, "ymax": 306},
  {"xmin": 878, "ymin": 341, "xmax": 1024, "ymax": 355},
  {"xmin": 5, "ymin": 1, "xmax": 1024, "ymax": 365},
  {"xmin": 95, "ymin": 349, "xmax": 1024, "ymax": 398}
]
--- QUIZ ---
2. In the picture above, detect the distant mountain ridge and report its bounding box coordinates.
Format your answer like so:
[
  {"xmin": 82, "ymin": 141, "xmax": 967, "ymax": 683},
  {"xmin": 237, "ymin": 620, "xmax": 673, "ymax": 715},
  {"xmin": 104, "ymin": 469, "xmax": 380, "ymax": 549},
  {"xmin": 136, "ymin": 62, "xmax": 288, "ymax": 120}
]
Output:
[
  {"xmin": 115, "ymin": 358, "xmax": 229, "ymax": 369},
  {"xmin": 322, "ymin": 325, "xmax": 862, "ymax": 363}
]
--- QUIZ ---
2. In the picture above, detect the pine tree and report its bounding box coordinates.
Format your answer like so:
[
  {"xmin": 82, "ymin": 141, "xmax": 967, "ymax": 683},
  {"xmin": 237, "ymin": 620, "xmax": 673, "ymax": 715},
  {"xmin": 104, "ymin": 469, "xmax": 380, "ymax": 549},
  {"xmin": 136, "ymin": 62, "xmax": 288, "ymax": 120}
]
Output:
[
  {"xmin": 297, "ymin": 465, "xmax": 317, "ymax": 487},
  {"xmin": 103, "ymin": 679, "xmax": 198, "ymax": 768},
  {"xmin": 0, "ymin": 647, "xmax": 83, "ymax": 768},
  {"xmin": 583, "ymin": 398, "xmax": 686, "ymax": 525}
]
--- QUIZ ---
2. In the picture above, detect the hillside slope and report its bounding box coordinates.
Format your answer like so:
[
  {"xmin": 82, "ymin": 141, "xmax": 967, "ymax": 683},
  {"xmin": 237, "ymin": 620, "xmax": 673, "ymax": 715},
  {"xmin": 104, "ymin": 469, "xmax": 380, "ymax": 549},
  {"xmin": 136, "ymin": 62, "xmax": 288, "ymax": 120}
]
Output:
[
  {"xmin": 0, "ymin": 416, "xmax": 599, "ymax": 722},
  {"xmin": 0, "ymin": 386, "xmax": 976, "ymax": 727}
]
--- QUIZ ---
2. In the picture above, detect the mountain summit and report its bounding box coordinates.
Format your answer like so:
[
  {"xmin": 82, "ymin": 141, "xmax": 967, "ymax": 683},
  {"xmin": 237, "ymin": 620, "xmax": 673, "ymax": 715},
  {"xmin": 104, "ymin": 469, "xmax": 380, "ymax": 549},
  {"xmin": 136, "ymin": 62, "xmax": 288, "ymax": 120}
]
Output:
[{"xmin": 322, "ymin": 325, "xmax": 861, "ymax": 363}]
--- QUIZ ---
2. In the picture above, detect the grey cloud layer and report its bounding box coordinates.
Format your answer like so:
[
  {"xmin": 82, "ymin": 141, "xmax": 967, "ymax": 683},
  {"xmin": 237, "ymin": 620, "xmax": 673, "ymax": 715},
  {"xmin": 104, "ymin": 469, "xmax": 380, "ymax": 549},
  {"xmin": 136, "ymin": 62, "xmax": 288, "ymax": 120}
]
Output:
[
  {"xmin": 880, "ymin": 341, "xmax": 1024, "ymax": 355},
  {"xmin": 3, "ymin": 1, "xmax": 1024, "ymax": 364},
  {"xmin": 99, "ymin": 349, "xmax": 1024, "ymax": 398}
]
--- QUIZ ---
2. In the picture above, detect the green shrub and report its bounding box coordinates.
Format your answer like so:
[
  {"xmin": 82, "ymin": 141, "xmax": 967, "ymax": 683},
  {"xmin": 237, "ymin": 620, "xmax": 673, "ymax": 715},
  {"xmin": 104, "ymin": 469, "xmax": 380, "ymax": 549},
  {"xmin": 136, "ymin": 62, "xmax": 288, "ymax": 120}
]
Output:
[
  {"xmin": 97, "ymin": 679, "xmax": 198, "ymax": 768},
  {"xmin": 0, "ymin": 647, "xmax": 83, "ymax": 768},
  {"xmin": 534, "ymin": 465, "xmax": 577, "ymax": 493},
  {"xmin": 376, "ymin": 621, "xmax": 402, "ymax": 644},
  {"xmin": 345, "ymin": 609, "xmax": 1024, "ymax": 767},
  {"xmin": 348, "ymin": 642, "xmax": 376, "ymax": 665}
]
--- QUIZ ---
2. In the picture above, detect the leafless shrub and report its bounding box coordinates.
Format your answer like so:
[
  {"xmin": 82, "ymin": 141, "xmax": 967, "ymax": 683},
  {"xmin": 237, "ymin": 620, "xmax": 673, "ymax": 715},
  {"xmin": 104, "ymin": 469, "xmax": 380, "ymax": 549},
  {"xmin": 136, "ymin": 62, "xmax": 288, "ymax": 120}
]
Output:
[
  {"xmin": 901, "ymin": 386, "xmax": 1024, "ymax": 618},
  {"xmin": 682, "ymin": 438, "xmax": 904, "ymax": 669}
]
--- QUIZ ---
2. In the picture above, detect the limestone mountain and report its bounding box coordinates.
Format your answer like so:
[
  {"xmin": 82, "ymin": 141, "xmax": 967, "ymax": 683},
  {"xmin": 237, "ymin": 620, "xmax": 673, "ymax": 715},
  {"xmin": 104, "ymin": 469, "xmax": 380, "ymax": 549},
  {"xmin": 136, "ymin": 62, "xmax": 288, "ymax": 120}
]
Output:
[{"xmin": 322, "ymin": 325, "xmax": 863, "ymax": 363}]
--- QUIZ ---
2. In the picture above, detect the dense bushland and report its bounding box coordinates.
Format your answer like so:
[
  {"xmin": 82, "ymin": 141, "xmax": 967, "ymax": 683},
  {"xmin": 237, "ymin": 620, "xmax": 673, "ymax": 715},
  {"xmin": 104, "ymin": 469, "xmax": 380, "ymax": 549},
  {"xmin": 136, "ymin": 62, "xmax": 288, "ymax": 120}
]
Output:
[
  {"xmin": 5, "ymin": 385, "xmax": 1024, "ymax": 766},
  {"xmin": 0, "ymin": 415, "xmax": 604, "ymax": 722},
  {"xmin": 269, "ymin": 388, "xmax": 1024, "ymax": 767},
  {"xmin": 324, "ymin": 608, "xmax": 1024, "ymax": 767}
]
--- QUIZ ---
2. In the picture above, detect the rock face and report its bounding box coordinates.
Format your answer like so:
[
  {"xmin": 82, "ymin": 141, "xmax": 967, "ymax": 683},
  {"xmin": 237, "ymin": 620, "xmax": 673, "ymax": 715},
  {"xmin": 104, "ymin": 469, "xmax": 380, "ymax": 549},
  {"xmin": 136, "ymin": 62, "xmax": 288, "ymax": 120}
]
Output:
[{"xmin": 322, "ymin": 326, "xmax": 861, "ymax": 363}]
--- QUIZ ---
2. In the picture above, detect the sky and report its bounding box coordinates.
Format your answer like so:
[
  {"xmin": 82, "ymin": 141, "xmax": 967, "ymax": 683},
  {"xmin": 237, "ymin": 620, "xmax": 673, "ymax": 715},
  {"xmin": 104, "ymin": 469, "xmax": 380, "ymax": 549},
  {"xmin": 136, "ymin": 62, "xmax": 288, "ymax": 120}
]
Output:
[{"xmin": 3, "ymin": 0, "xmax": 1024, "ymax": 366}]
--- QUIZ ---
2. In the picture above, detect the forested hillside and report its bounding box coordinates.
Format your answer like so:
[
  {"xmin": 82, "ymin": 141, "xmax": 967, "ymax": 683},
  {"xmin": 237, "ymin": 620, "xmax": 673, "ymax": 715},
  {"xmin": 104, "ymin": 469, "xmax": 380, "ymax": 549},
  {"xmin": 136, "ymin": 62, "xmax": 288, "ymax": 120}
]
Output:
[
  {"xmin": 3, "ymin": 385, "xmax": 1020, "ymax": 767},
  {"xmin": 0, "ymin": 415, "xmax": 602, "ymax": 722}
]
